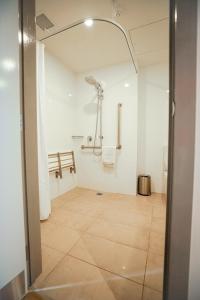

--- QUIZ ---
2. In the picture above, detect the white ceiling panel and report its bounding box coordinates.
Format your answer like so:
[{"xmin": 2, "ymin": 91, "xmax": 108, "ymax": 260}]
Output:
[
  {"xmin": 113, "ymin": 0, "xmax": 169, "ymax": 30},
  {"xmin": 44, "ymin": 22, "xmax": 131, "ymax": 73},
  {"xmin": 36, "ymin": 0, "xmax": 112, "ymax": 40},
  {"xmin": 36, "ymin": 0, "xmax": 169, "ymax": 70},
  {"xmin": 137, "ymin": 49, "xmax": 169, "ymax": 67},
  {"xmin": 130, "ymin": 19, "xmax": 169, "ymax": 55}
]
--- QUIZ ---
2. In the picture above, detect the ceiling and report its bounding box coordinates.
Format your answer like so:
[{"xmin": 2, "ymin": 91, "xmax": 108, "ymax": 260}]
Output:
[{"xmin": 36, "ymin": 0, "xmax": 169, "ymax": 73}]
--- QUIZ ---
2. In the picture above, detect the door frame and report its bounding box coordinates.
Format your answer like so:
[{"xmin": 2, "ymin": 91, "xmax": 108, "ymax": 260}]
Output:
[
  {"xmin": 21, "ymin": 0, "xmax": 42, "ymax": 285},
  {"xmin": 164, "ymin": 0, "xmax": 197, "ymax": 299},
  {"xmin": 21, "ymin": 0, "xmax": 198, "ymax": 298}
]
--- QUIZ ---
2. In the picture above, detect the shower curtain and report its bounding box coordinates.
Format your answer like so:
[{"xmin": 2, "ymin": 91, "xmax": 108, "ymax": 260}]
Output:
[{"xmin": 36, "ymin": 41, "xmax": 51, "ymax": 220}]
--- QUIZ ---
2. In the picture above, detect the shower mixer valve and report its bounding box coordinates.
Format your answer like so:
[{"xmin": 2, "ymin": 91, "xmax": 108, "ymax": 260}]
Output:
[{"xmin": 87, "ymin": 136, "xmax": 93, "ymax": 143}]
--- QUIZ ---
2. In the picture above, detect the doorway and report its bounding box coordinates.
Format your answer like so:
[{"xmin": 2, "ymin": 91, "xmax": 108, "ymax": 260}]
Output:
[
  {"xmin": 21, "ymin": 0, "xmax": 197, "ymax": 299},
  {"xmin": 33, "ymin": 3, "xmax": 169, "ymax": 299}
]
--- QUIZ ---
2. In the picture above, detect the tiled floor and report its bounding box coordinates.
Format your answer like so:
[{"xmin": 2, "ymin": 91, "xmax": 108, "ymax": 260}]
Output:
[{"xmin": 32, "ymin": 187, "xmax": 166, "ymax": 300}]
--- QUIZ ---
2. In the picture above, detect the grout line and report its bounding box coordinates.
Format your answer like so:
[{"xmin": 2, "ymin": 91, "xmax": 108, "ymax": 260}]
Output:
[
  {"xmin": 34, "ymin": 238, "xmax": 82, "ymax": 289},
  {"xmin": 129, "ymin": 17, "xmax": 169, "ymax": 32},
  {"xmin": 84, "ymin": 230, "xmax": 149, "ymax": 253},
  {"xmin": 66, "ymin": 253, "xmax": 145, "ymax": 287},
  {"xmin": 141, "ymin": 205, "xmax": 154, "ymax": 297},
  {"xmin": 83, "ymin": 231, "xmax": 148, "ymax": 254},
  {"xmin": 97, "ymin": 215, "xmax": 151, "ymax": 233},
  {"xmin": 32, "ymin": 249, "xmax": 66, "ymax": 289}
]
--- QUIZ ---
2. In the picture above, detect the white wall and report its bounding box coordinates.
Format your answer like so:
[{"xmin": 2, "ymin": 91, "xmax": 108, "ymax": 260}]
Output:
[
  {"xmin": 75, "ymin": 63, "xmax": 138, "ymax": 195},
  {"xmin": 45, "ymin": 56, "xmax": 138, "ymax": 196},
  {"xmin": 0, "ymin": 0, "xmax": 26, "ymax": 289},
  {"xmin": 137, "ymin": 64, "xmax": 169, "ymax": 193},
  {"xmin": 45, "ymin": 51, "xmax": 77, "ymax": 199},
  {"xmin": 45, "ymin": 53, "xmax": 169, "ymax": 196}
]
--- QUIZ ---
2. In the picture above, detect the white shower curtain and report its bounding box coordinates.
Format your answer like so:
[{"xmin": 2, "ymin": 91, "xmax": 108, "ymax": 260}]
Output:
[{"xmin": 36, "ymin": 41, "xmax": 51, "ymax": 220}]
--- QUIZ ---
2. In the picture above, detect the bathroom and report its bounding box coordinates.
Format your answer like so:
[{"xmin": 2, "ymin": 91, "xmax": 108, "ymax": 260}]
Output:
[{"xmin": 34, "ymin": 1, "xmax": 169, "ymax": 300}]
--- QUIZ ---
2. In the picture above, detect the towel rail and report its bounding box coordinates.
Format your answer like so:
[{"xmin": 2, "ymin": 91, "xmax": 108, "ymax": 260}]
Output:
[{"xmin": 48, "ymin": 150, "xmax": 76, "ymax": 178}]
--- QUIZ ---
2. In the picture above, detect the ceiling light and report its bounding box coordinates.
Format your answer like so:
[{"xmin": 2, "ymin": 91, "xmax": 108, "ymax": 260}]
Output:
[
  {"xmin": 124, "ymin": 82, "xmax": 130, "ymax": 88},
  {"xmin": 68, "ymin": 93, "xmax": 73, "ymax": 97},
  {"xmin": 166, "ymin": 89, "xmax": 169, "ymax": 94},
  {"xmin": 84, "ymin": 19, "xmax": 94, "ymax": 27}
]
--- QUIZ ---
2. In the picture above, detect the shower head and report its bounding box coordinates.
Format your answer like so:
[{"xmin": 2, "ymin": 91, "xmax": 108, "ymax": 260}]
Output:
[
  {"xmin": 85, "ymin": 76, "xmax": 98, "ymax": 86},
  {"xmin": 85, "ymin": 76, "xmax": 103, "ymax": 92}
]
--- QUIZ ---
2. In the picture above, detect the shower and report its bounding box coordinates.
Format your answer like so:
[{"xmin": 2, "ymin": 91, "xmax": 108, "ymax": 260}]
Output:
[{"xmin": 85, "ymin": 76, "xmax": 104, "ymax": 156}]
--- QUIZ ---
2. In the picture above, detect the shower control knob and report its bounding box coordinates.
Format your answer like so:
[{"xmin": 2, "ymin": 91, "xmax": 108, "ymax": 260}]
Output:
[{"xmin": 87, "ymin": 136, "xmax": 92, "ymax": 142}]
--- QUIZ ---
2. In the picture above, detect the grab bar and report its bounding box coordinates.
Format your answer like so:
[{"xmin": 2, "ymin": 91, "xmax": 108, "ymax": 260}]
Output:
[{"xmin": 117, "ymin": 103, "xmax": 122, "ymax": 149}]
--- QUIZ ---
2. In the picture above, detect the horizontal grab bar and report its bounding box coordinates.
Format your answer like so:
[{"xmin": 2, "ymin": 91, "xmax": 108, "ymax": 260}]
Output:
[
  {"xmin": 81, "ymin": 145, "xmax": 121, "ymax": 150},
  {"xmin": 72, "ymin": 135, "xmax": 84, "ymax": 139}
]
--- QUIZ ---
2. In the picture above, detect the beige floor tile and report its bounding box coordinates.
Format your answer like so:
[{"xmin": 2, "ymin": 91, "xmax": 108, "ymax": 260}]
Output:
[
  {"xmin": 152, "ymin": 206, "xmax": 166, "ymax": 219},
  {"xmin": 49, "ymin": 208, "xmax": 95, "ymax": 232},
  {"xmin": 33, "ymin": 246, "xmax": 65, "ymax": 288},
  {"xmin": 51, "ymin": 197, "xmax": 68, "ymax": 209},
  {"xmin": 100, "ymin": 269, "xmax": 143, "ymax": 300},
  {"xmin": 38, "ymin": 255, "xmax": 142, "ymax": 300},
  {"xmin": 144, "ymin": 253, "xmax": 164, "ymax": 292},
  {"xmin": 51, "ymin": 188, "xmax": 81, "ymax": 209},
  {"xmin": 41, "ymin": 222, "xmax": 81, "ymax": 253},
  {"xmin": 69, "ymin": 233, "xmax": 147, "ymax": 284},
  {"xmin": 101, "ymin": 209, "xmax": 152, "ymax": 229},
  {"xmin": 64, "ymin": 187, "xmax": 85, "ymax": 198},
  {"xmin": 149, "ymin": 231, "xmax": 165, "ymax": 256},
  {"xmin": 101, "ymin": 199, "xmax": 153, "ymax": 217},
  {"xmin": 147, "ymin": 194, "xmax": 165, "ymax": 207},
  {"xmin": 142, "ymin": 287, "xmax": 162, "ymax": 300},
  {"xmin": 151, "ymin": 217, "xmax": 166, "ymax": 234},
  {"xmin": 87, "ymin": 219, "xmax": 150, "ymax": 250},
  {"xmin": 62, "ymin": 197, "xmax": 103, "ymax": 217},
  {"xmin": 40, "ymin": 221, "xmax": 57, "ymax": 244},
  {"xmin": 23, "ymin": 292, "xmax": 48, "ymax": 300},
  {"xmin": 39, "ymin": 190, "xmax": 166, "ymax": 299}
]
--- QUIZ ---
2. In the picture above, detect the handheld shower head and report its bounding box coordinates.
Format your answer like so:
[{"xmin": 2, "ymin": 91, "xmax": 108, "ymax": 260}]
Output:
[
  {"xmin": 85, "ymin": 76, "xmax": 103, "ymax": 93},
  {"xmin": 85, "ymin": 76, "xmax": 97, "ymax": 86}
]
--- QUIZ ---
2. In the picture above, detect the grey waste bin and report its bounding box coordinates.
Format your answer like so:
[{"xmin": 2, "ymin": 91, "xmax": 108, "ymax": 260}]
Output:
[{"xmin": 138, "ymin": 175, "xmax": 151, "ymax": 196}]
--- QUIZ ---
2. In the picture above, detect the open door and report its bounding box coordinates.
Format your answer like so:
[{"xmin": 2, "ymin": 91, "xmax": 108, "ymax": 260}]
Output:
[{"xmin": 22, "ymin": 1, "xmax": 199, "ymax": 299}]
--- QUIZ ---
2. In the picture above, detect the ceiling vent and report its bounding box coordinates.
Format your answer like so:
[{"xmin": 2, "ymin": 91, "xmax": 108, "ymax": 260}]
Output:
[{"xmin": 36, "ymin": 13, "xmax": 54, "ymax": 31}]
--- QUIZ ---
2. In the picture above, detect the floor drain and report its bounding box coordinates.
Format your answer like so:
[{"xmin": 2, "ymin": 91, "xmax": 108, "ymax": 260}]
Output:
[{"xmin": 96, "ymin": 192, "xmax": 103, "ymax": 196}]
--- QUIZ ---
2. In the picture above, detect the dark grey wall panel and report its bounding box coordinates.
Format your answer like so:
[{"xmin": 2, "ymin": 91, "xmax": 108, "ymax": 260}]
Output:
[{"xmin": 164, "ymin": 0, "xmax": 197, "ymax": 299}]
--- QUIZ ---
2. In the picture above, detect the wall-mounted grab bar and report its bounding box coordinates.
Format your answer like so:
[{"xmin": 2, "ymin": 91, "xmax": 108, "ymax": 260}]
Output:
[
  {"xmin": 81, "ymin": 103, "xmax": 122, "ymax": 151},
  {"xmin": 48, "ymin": 151, "xmax": 76, "ymax": 178},
  {"xmin": 72, "ymin": 135, "xmax": 84, "ymax": 139},
  {"xmin": 81, "ymin": 145, "xmax": 121, "ymax": 150},
  {"xmin": 117, "ymin": 103, "xmax": 122, "ymax": 149}
]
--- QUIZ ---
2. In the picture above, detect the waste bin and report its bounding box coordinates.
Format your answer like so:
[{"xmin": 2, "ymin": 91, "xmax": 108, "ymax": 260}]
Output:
[{"xmin": 138, "ymin": 175, "xmax": 151, "ymax": 196}]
